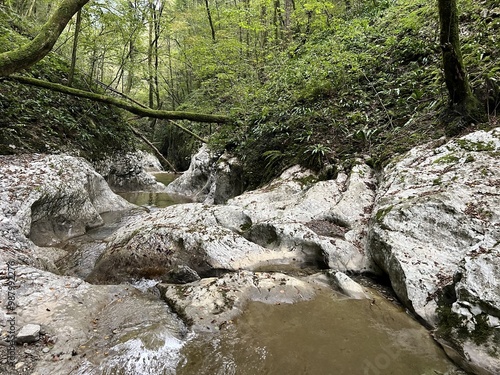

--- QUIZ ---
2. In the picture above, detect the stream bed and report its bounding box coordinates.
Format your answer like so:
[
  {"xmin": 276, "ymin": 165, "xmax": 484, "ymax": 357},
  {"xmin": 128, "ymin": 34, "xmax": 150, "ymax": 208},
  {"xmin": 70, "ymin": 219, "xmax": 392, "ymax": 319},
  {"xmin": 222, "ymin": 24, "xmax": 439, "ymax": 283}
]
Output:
[
  {"xmin": 177, "ymin": 292, "xmax": 456, "ymax": 375},
  {"xmin": 53, "ymin": 172, "xmax": 461, "ymax": 375}
]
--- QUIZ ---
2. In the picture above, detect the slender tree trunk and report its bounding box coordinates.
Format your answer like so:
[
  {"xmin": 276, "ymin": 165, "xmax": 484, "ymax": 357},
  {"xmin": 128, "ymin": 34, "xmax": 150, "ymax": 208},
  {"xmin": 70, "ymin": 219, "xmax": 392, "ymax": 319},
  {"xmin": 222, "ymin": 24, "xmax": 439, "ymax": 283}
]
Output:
[
  {"xmin": 273, "ymin": 0, "xmax": 279, "ymax": 42},
  {"xmin": 438, "ymin": 0, "xmax": 481, "ymax": 118},
  {"xmin": 124, "ymin": 40, "xmax": 135, "ymax": 94},
  {"xmin": 205, "ymin": 0, "xmax": 216, "ymax": 42},
  {"xmin": 26, "ymin": 0, "xmax": 36, "ymax": 17},
  {"xmin": 148, "ymin": 1, "xmax": 154, "ymax": 108},
  {"xmin": 68, "ymin": 9, "xmax": 82, "ymax": 86},
  {"xmin": 167, "ymin": 36, "xmax": 176, "ymax": 110},
  {"xmin": 153, "ymin": 2, "xmax": 162, "ymax": 108},
  {"xmin": 260, "ymin": 4, "xmax": 268, "ymax": 48}
]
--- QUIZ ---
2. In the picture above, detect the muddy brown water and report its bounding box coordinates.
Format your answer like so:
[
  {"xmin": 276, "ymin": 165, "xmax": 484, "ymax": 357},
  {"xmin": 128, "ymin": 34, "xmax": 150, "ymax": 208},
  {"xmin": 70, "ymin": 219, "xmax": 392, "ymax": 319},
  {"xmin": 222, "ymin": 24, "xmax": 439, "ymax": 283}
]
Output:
[
  {"xmin": 177, "ymin": 292, "xmax": 459, "ymax": 375},
  {"xmin": 117, "ymin": 172, "xmax": 191, "ymax": 208},
  {"xmin": 52, "ymin": 172, "xmax": 460, "ymax": 375}
]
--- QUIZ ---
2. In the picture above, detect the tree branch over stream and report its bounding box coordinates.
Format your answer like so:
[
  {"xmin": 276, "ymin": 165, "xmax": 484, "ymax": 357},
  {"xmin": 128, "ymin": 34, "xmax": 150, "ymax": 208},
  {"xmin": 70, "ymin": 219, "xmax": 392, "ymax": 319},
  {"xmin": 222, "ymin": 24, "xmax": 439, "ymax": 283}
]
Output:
[{"xmin": 5, "ymin": 75, "xmax": 231, "ymax": 138}]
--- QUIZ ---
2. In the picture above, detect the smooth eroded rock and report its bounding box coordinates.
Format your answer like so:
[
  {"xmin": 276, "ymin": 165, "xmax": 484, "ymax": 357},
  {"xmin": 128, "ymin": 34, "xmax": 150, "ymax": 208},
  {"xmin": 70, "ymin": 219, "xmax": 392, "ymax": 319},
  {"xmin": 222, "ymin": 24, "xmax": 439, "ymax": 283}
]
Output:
[{"xmin": 369, "ymin": 128, "xmax": 500, "ymax": 374}]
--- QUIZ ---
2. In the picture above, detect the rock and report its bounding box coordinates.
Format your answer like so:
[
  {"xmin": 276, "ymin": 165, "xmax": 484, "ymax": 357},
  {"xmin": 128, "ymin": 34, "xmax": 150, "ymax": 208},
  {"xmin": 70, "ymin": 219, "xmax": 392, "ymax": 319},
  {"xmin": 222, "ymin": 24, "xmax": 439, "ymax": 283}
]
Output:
[
  {"xmin": 0, "ymin": 264, "xmax": 186, "ymax": 375},
  {"xmin": 16, "ymin": 324, "xmax": 41, "ymax": 344},
  {"xmin": 330, "ymin": 271, "xmax": 371, "ymax": 299},
  {"xmin": 166, "ymin": 145, "xmax": 244, "ymax": 204},
  {"xmin": 0, "ymin": 154, "xmax": 134, "ymax": 268},
  {"xmin": 167, "ymin": 265, "xmax": 201, "ymax": 284},
  {"xmin": 204, "ymin": 151, "xmax": 245, "ymax": 204},
  {"xmin": 368, "ymin": 128, "xmax": 500, "ymax": 374},
  {"xmin": 158, "ymin": 270, "xmax": 318, "ymax": 332},
  {"xmin": 14, "ymin": 362, "xmax": 24, "ymax": 370},
  {"xmin": 91, "ymin": 163, "xmax": 378, "ymax": 284},
  {"xmin": 95, "ymin": 151, "xmax": 166, "ymax": 192},
  {"xmin": 230, "ymin": 163, "xmax": 377, "ymax": 273},
  {"xmin": 87, "ymin": 204, "xmax": 292, "ymax": 284}
]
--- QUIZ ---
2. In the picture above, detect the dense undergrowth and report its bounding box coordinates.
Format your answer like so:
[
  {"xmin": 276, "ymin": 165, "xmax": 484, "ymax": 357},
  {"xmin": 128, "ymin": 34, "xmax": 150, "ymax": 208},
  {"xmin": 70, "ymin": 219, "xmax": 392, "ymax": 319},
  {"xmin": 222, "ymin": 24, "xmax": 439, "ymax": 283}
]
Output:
[
  {"xmin": 178, "ymin": 0, "xmax": 499, "ymax": 188},
  {"xmin": 0, "ymin": 7, "xmax": 134, "ymax": 160},
  {"xmin": 0, "ymin": 0, "xmax": 498, "ymax": 185}
]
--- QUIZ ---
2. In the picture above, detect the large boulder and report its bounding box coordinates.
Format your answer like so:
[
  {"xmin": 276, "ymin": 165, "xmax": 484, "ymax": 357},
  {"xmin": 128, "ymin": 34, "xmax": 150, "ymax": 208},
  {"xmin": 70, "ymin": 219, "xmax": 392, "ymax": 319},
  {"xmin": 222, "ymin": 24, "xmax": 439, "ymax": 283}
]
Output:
[
  {"xmin": 0, "ymin": 154, "xmax": 133, "ymax": 269},
  {"xmin": 166, "ymin": 145, "xmax": 244, "ymax": 204},
  {"xmin": 87, "ymin": 204, "xmax": 300, "ymax": 284},
  {"xmin": 158, "ymin": 270, "xmax": 319, "ymax": 332},
  {"xmin": 229, "ymin": 164, "xmax": 378, "ymax": 273},
  {"xmin": 90, "ymin": 162, "xmax": 378, "ymax": 284},
  {"xmin": 369, "ymin": 128, "xmax": 500, "ymax": 374},
  {"xmin": 95, "ymin": 150, "xmax": 167, "ymax": 192}
]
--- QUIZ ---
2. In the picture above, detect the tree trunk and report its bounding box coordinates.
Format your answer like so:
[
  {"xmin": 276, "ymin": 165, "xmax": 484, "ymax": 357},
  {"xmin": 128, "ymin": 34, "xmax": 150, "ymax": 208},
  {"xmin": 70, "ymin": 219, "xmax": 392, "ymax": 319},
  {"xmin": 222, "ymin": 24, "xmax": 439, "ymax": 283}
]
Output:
[
  {"xmin": 0, "ymin": 0, "xmax": 91, "ymax": 76},
  {"xmin": 7, "ymin": 75, "xmax": 232, "ymax": 126},
  {"xmin": 148, "ymin": 1, "xmax": 154, "ymax": 108},
  {"xmin": 205, "ymin": 0, "xmax": 216, "ymax": 42},
  {"xmin": 438, "ymin": 0, "xmax": 481, "ymax": 118},
  {"xmin": 68, "ymin": 9, "xmax": 82, "ymax": 86}
]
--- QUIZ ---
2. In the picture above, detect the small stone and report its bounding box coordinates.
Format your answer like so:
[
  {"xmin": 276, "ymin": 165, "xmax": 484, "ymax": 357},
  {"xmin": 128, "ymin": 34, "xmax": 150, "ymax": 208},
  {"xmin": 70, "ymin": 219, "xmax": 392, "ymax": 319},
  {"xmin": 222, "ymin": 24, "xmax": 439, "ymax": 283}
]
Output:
[
  {"xmin": 16, "ymin": 324, "xmax": 41, "ymax": 344},
  {"xmin": 331, "ymin": 271, "xmax": 370, "ymax": 300},
  {"xmin": 42, "ymin": 347, "xmax": 50, "ymax": 353},
  {"xmin": 24, "ymin": 349, "xmax": 34, "ymax": 355},
  {"xmin": 15, "ymin": 361, "xmax": 25, "ymax": 370}
]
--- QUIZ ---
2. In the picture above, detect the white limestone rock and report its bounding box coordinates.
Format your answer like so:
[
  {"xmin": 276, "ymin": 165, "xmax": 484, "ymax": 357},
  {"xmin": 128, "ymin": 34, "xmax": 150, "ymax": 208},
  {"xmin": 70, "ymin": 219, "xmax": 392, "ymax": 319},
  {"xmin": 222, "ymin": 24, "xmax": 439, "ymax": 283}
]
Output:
[
  {"xmin": 159, "ymin": 270, "xmax": 318, "ymax": 332},
  {"xmin": 330, "ymin": 271, "xmax": 371, "ymax": 299},
  {"xmin": 87, "ymin": 204, "xmax": 296, "ymax": 284},
  {"xmin": 368, "ymin": 128, "xmax": 500, "ymax": 375},
  {"xmin": 230, "ymin": 163, "xmax": 377, "ymax": 273},
  {"xmin": 166, "ymin": 145, "xmax": 244, "ymax": 204},
  {"xmin": 0, "ymin": 154, "xmax": 133, "ymax": 268},
  {"xmin": 95, "ymin": 150, "xmax": 166, "ymax": 192},
  {"xmin": 16, "ymin": 324, "xmax": 41, "ymax": 344}
]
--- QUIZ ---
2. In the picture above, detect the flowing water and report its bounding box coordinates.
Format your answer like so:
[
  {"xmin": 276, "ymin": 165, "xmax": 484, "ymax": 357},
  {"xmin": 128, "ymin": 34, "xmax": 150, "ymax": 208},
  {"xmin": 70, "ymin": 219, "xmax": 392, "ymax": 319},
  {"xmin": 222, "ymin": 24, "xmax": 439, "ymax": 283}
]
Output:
[
  {"xmin": 57, "ymin": 172, "xmax": 188, "ymax": 278},
  {"xmin": 53, "ymin": 171, "xmax": 460, "ymax": 375},
  {"xmin": 177, "ymin": 292, "xmax": 458, "ymax": 375}
]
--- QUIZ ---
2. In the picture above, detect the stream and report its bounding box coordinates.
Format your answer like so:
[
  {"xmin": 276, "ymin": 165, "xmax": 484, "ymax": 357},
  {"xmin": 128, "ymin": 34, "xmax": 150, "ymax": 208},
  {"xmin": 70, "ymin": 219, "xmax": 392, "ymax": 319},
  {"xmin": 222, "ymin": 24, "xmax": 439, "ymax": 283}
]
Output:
[{"xmin": 55, "ymin": 172, "xmax": 460, "ymax": 375}]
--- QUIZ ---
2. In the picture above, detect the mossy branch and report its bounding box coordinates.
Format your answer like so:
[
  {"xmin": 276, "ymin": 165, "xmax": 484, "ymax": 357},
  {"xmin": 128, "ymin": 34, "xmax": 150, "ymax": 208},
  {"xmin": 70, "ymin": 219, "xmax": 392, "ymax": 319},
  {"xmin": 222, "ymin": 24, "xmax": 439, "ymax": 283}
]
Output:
[
  {"xmin": 6, "ymin": 75, "xmax": 231, "ymax": 131},
  {"xmin": 0, "ymin": 0, "xmax": 91, "ymax": 76}
]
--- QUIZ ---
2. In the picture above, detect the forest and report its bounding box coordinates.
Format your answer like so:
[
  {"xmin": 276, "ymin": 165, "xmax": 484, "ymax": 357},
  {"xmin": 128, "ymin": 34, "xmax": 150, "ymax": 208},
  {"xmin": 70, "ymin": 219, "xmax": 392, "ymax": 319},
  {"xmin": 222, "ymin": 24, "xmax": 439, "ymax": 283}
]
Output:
[{"xmin": 0, "ymin": 0, "xmax": 499, "ymax": 186}]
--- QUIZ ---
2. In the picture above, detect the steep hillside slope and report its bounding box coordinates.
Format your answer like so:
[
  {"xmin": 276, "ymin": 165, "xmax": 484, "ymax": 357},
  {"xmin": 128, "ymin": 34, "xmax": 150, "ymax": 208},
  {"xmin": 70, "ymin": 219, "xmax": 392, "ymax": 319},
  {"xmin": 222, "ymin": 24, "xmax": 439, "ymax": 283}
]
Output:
[{"xmin": 0, "ymin": 7, "xmax": 134, "ymax": 160}]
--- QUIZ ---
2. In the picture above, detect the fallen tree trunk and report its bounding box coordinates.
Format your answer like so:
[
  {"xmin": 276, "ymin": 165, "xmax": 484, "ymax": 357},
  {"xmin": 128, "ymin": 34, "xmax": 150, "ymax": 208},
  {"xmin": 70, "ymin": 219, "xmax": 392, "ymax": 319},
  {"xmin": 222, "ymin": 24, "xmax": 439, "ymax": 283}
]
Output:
[
  {"xmin": 5, "ymin": 75, "xmax": 232, "ymax": 124},
  {"xmin": 129, "ymin": 126, "xmax": 178, "ymax": 172}
]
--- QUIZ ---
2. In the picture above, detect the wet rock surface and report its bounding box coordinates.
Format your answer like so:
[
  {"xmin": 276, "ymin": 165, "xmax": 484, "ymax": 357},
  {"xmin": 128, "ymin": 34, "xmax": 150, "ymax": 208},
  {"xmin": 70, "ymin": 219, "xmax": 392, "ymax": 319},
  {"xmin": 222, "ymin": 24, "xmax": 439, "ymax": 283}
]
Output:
[
  {"xmin": 0, "ymin": 265, "xmax": 186, "ymax": 375},
  {"xmin": 0, "ymin": 154, "xmax": 133, "ymax": 269},
  {"xmin": 158, "ymin": 270, "xmax": 320, "ymax": 332},
  {"xmin": 369, "ymin": 128, "xmax": 500, "ymax": 374},
  {"xmin": 1, "ymin": 129, "xmax": 499, "ymax": 374}
]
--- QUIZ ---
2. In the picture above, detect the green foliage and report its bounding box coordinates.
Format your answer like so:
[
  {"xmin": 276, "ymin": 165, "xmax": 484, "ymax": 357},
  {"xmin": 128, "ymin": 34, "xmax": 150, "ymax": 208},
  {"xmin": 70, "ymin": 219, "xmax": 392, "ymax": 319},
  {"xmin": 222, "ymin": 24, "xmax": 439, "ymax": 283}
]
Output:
[
  {"xmin": 0, "ymin": 6, "xmax": 134, "ymax": 159},
  {"xmin": 1, "ymin": 0, "xmax": 498, "ymax": 181},
  {"xmin": 303, "ymin": 143, "xmax": 332, "ymax": 169}
]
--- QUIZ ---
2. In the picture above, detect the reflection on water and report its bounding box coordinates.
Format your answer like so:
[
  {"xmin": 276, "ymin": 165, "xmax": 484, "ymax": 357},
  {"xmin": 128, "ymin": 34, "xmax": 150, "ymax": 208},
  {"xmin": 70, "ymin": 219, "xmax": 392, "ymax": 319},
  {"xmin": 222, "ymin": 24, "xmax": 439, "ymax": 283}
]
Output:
[
  {"xmin": 151, "ymin": 172, "xmax": 181, "ymax": 186},
  {"xmin": 118, "ymin": 172, "xmax": 190, "ymax": 208},
  {"xmin": 118, "ymin": 191, "xmax": 191, "ymax": 208},
  {"xmin": 177, "ymin": 292, "xmax": 458, "ymax": 375}
]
